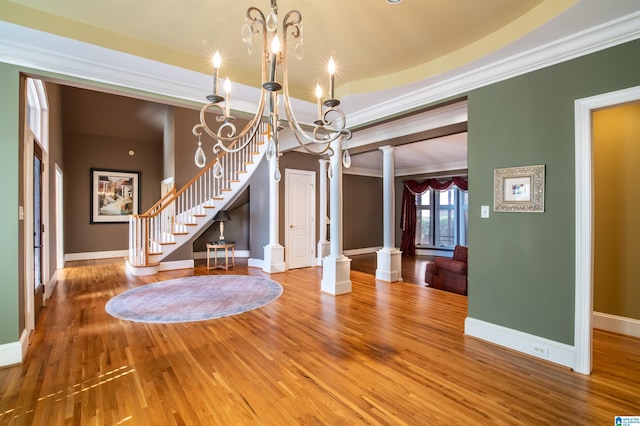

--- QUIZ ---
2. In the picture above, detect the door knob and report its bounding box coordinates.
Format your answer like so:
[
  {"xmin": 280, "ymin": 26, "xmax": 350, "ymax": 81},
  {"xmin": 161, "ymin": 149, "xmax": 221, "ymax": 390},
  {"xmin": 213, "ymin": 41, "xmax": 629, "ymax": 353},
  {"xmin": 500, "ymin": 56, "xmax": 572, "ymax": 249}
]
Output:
[{"xmin": 289, "ymin": 224, "xmax": 294, "ymax": 229}]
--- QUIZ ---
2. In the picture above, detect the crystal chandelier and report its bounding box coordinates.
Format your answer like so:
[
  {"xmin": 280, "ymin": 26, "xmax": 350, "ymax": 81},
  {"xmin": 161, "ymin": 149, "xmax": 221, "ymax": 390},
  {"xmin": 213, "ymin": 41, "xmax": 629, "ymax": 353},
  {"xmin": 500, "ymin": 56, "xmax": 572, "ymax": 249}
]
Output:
[{"xmin": 192, "ymin": 0, "xmax": 351, "ymax": 181}]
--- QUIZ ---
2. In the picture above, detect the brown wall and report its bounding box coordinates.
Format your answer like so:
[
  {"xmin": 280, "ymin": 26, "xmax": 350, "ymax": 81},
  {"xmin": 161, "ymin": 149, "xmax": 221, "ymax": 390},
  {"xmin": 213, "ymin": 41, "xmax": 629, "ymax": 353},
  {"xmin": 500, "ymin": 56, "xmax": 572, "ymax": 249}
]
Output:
[
  {"xmin": 343, "ymin": 174, "xmax": 383, "ymax": 250},
  {"xmin": 46, "ymin": 82, "xmax": 64, "ymax": 278},
  {"xmin": 61, "ymin": 87, "xmax": 163, "ymax": 254},
  {"xmin": 593, "ymin": 102, "xmax": 640, "ymax": 320}
]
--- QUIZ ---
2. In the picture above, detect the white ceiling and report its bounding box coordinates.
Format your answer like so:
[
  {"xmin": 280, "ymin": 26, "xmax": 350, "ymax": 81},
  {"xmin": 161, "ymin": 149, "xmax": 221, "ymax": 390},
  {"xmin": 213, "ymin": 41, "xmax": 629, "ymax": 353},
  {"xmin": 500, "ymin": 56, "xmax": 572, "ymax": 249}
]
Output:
[{"xmin": 348, "ymin": 133, "xmax": 468, "ymax": 177}]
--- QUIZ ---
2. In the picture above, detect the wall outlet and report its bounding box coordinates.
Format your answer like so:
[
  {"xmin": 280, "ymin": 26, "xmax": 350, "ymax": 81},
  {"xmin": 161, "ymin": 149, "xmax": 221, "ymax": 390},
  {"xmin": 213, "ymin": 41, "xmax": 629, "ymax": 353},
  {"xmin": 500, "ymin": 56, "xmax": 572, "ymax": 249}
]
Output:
[{"xmin": 532, "ymin": 344, "xmax": 549, "ymax": 358}]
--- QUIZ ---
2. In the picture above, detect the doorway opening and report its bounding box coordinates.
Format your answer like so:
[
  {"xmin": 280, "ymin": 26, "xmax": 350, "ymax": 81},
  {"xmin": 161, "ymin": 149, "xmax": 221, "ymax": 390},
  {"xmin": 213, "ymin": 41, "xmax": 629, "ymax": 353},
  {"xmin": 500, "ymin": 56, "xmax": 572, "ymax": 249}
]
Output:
[{"xmin": 574, "ymin": 85, "xmax": 640, "ymax": 375}]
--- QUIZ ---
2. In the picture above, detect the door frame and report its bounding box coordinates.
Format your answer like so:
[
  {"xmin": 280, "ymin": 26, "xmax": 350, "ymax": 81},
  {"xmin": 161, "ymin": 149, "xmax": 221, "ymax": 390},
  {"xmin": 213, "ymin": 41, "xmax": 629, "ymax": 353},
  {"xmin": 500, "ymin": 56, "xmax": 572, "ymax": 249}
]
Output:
[
  {"xmin": 23, "ymin": 130, "xmax": 36, "ymax": 332},
  {"xmin": 284, "ymin": 168, "xmax": 316, "ymax": 269},
  {"xmin": 574, "ymin": 85, "xmax": 640, "ymax": 375},
  {"xmin": 55, "ymin": 164, "xmax": 64, "ymax": 271}
]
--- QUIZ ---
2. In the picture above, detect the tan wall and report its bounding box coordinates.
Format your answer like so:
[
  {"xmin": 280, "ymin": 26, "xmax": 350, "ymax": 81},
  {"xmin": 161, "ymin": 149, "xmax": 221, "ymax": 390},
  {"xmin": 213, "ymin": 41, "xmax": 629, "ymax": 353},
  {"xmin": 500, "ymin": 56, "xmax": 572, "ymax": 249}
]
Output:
[{"xmin": 593, "ymin": 102, "xmax": 640, "ymax": 320}]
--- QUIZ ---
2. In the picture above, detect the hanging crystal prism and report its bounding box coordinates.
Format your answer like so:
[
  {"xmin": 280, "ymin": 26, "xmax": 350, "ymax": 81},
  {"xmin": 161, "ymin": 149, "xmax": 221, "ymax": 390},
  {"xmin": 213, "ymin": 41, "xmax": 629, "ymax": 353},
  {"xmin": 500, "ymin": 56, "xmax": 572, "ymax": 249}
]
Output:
[
  {"xmin": 266, "ymin": 12, "xmax": 277, "ymax": 32},
  {"xmin": 274, "ymin": 167, "xmax": 281, "ymax": 182},
  {"xmin": 327, "ymin": 164, "xmax": 334, "ymax": 179},
  {"xmin": 241, "ymin": 23, "xmax": 253, "ymax": 55},
  {"xmin": 213, "ymin": 158, "xmax": 223, "ymax": 179},
  {"xmin": 266, "ymin": 137, "xmax": 277, "ymax": 160},
  {"xmin": 342, "ymin": 149, "xmax": 351, "ymax": 168},
  {"xmin": 294, "ymin": 42, "xmax": 304, "ymax": 61},
  {"xmin": 241, "ymin": 23, "xmax": 253, "ymax": 43},
  {"xmin": 194, "ymin": 139, "xmax": 206, "ymax": 168}
]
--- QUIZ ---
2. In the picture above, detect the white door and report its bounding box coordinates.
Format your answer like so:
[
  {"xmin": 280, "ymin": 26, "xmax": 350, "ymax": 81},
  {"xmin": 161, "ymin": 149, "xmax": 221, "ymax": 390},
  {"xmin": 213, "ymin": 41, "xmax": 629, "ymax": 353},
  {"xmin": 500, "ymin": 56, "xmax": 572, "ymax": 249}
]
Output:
[{"xmin": 285, "ymin": 169, "xmax": 316, "ymax": 269}]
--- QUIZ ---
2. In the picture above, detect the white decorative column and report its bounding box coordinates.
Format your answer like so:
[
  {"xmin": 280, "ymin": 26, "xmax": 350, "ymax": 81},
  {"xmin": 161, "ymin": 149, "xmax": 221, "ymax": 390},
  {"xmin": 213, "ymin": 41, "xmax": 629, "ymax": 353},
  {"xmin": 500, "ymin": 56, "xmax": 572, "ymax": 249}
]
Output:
[
  {"xmin": 317, "ymin": 159, "xmax": 330, "ymax": 265},
  {"xmin": 376, "ymin": 145, "xmax": 402, "ymax": 282},
  {"xmin": 321, "ymin": 138, "xmax": 352, "ymax": 295},
  {"xmin": 263, "ymin": 154, "xmax": 286, "ymax": 273}
]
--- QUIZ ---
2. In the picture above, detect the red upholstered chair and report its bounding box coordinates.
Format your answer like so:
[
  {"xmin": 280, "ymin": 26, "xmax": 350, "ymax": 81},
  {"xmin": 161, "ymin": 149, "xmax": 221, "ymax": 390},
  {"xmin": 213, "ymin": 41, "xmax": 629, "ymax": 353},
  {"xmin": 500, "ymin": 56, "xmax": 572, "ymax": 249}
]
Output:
[{"xmin": 424, "ymin": 245, "xmax": 468, "ymax": 295}]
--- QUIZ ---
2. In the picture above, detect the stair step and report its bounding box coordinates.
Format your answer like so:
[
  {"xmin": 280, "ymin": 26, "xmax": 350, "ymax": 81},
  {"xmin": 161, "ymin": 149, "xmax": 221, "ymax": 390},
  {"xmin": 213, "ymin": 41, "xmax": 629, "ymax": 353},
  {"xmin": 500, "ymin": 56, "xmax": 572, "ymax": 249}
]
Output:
[
  {"xmin": 229, "ymin": 179, "xmax": 240, "ymax": 183},
  {"xmin": 237, "ymin": 170, "xmax": 247, "ymax": 174},
  {"xmin": 251, "ymin": 151, "xmax": 260, "ymax": 155},
  {"xmin": 221, "ymin": 188, "xmax": 232, "ymax": 192},
  {"xmin": 204, "ymin": 204, "xmax": 216, "ymax": 208},
  {"xmin": 159, "ymin": 241, "xmax": 177, "ymax": 245},
  {"xmin": 244, "ymin": 161, "xmax": 254, "ymax": 165},
  {"xmin": 173, "ymin": 232, "xmax": 189, "ymax": 236},
  {"xmin": 193, "ymin": 214, "xmax": 206, "ymax": 217},
  {"xmin": 213, "ymin": 197, "xmax": 224, "ymax": 200}
]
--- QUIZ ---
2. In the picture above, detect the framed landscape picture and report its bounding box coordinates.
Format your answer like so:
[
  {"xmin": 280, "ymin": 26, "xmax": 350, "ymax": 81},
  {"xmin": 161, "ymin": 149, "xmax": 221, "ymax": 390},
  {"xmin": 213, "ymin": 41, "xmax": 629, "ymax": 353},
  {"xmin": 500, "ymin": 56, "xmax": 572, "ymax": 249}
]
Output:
[
  {"xmin": 494, "ymin": 165, "xmax": 545, "ymax": 212},
  {"xmin": 90, "ymin": 168, "xmax": 141, "ymax": 223}
]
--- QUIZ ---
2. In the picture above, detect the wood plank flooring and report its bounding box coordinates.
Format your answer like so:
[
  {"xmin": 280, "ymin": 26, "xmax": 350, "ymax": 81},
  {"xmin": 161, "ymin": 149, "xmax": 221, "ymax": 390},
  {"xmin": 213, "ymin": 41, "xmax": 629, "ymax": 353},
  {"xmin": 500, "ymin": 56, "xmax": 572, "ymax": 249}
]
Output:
[{"xmin": 0, "ymin": 257, "xmax": 638, "ymax": 425}]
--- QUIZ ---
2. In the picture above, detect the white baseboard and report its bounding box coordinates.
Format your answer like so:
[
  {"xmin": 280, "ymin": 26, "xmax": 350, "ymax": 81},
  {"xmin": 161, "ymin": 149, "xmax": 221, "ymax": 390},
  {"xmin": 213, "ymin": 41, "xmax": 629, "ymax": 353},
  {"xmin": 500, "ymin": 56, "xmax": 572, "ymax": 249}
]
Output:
[
  {"xmin": 248, "ymin": 258, "xmax": 264, "ymax": 269},
  {"xmin": 0, "ymin": 329, "xmax": 29, "ymax": 367},
  {"xmin": 193, "ymin": 250, "xmax": 250, "ymax": 260},
  {"xmin": 593, "ymin": 311, "xmax": 640, "ymax": 339},
  {"xmin": 464, "ymin": 317, "xmax": 575, "ymax": 370},
  {"xmin": 158, "ymin": 259, "xmax": 194, "ymax": 271},
  {"xmin": 343, "ymin": 247, "xmax": 382, "ymax": 256},
  {"xmin": 65, "ymin": 250, "xmax": 128, "ymax": 262}
]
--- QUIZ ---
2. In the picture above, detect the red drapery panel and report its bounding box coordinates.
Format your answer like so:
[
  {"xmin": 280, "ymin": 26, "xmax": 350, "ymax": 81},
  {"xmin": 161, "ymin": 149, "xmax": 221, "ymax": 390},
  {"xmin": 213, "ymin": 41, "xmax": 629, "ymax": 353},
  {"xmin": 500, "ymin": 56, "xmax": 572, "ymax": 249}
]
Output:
[{"xmin": 400, "ymin": 177, "xmax": 468, "ymax": 256}]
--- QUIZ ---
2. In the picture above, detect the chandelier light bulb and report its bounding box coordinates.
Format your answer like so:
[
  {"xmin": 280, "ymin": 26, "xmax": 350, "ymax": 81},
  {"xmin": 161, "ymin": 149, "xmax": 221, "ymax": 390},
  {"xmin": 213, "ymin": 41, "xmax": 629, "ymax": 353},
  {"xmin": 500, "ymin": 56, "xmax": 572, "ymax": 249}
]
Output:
[
  {"xmin": 271, "ymin": 34, "xmax": 281, "ymax": 54},
  {"xmin": 212, "ymin": 51, "xmax": 222, "ymax": 97},
  {"xmin": 328, "ymin": 57, "xmax": 336, "ymax": 99},
  {"xmin": 192, "ymin": 1, "xmax": 350, "ymax": 179}
]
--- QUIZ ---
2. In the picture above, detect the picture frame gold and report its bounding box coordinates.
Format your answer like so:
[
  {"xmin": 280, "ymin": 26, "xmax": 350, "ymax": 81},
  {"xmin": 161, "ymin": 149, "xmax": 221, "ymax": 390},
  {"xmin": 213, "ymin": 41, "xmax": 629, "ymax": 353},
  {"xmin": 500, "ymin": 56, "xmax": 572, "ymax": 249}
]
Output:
[{"xmin": 493, "ymin": 165, "xmax": 545, "ymax": 212}]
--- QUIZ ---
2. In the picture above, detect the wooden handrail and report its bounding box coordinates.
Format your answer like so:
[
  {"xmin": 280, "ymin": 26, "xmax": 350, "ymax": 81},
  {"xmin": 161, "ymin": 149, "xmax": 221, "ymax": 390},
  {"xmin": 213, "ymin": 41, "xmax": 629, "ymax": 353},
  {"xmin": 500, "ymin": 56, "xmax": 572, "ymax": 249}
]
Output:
[{"xmin": 143, "ymin": 187, "xmax": 177, "ymax": 216}]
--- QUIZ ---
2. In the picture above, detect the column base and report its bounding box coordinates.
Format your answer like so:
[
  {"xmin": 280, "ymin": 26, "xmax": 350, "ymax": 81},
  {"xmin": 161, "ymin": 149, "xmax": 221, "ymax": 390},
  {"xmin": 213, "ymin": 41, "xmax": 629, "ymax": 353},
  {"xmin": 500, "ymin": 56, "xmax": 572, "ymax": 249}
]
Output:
[
  {"xmin": 316, "ymin": 241, "xmax": 330, "ymax": 266},
  {"xmin": 263, "ymin": 244, "xmax": 286, "ymax": 274},
  {"xmin": 375, "ymin": 248, "xmax": 403, "ymax": 282},
  {"xmin": 321, "ymin": 255, "xmax": 352, "ymax": 295}
]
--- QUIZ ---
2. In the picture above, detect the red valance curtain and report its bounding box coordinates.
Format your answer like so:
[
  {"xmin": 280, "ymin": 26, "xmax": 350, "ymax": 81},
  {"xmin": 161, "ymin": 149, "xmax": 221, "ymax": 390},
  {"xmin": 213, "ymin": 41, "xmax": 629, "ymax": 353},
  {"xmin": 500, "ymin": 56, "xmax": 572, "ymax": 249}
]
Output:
[{"xmin": 400, "ymin": 177, "xmax": 468, "ymax": 256}]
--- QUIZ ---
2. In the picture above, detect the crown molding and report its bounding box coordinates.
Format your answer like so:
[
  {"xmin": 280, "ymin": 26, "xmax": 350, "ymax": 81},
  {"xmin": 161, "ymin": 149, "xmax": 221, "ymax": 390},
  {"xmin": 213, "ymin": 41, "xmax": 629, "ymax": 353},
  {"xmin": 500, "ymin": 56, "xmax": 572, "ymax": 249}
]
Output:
[
  {"xmin": 1, "ymin": 8, "xmax": 639, "ymax": 127},
  {"xmin": 345, "ymin": 9, "xmax": 640, "ymax": 128}
]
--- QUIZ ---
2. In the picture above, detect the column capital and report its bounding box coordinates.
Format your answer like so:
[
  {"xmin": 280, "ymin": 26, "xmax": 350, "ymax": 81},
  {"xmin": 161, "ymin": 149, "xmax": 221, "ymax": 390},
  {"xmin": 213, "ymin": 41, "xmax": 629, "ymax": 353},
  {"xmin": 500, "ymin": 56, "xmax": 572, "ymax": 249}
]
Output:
[{"xmin": 379, "ymin": 145, "xmax": 396, "ymax": 153}]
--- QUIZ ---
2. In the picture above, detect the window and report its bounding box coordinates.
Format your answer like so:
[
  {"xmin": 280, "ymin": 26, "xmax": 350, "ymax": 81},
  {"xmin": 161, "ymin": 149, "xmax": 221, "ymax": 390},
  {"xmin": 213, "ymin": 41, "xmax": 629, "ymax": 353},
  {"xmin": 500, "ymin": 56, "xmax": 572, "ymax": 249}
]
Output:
[
  {"xmin": 415, "ymin": 185, "xmax": 468, "ymax": 248},
  {"xmin": 26, "ymin": 78, "xmax": 48, "ymax": 149}
]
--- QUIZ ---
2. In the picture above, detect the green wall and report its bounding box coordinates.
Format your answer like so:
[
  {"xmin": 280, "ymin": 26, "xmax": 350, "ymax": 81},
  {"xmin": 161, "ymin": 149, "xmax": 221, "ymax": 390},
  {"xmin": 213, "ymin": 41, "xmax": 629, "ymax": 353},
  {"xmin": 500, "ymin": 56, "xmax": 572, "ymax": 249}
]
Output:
[
  {"xmin": 468, "ymin": 39, "xmax": 640, "ymax": 345},
  {"xmin": 0, "ymin": 63, "xmax": 20, "ymax": 344}
]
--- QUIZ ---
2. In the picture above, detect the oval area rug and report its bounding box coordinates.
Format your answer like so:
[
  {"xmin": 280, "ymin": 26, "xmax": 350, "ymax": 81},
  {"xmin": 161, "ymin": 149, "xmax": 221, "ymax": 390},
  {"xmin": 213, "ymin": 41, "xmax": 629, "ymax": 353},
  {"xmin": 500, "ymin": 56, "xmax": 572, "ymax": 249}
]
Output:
[{"xmin": 105, "ymin": 275, "xmax": 283, "ymax": 323}]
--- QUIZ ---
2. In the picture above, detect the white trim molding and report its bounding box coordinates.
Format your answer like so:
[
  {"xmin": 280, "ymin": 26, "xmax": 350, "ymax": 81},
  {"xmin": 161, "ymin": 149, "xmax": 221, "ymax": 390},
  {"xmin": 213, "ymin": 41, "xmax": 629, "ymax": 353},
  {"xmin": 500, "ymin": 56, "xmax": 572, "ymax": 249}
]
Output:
[
  {"xmin": 343, "ymin": 247, "xmax": 382, "ymax": 256},
  {"xmin": 65, "ymin": 250, "xmax": 128, "ymax": 262},
  {"xmin": 574, "ymin": 85, "xmax": 640, "ymax": 375},
  {"xmin": 0, "ymin": 329, "xmax": 30, "ymax": 368},
  {"xmin": 593, "ymin": 312, "xmax": 640, "ymax": 339},
  {"xmin": 465, "ymin": 317, "xmax": 575, "ymax": 370}
]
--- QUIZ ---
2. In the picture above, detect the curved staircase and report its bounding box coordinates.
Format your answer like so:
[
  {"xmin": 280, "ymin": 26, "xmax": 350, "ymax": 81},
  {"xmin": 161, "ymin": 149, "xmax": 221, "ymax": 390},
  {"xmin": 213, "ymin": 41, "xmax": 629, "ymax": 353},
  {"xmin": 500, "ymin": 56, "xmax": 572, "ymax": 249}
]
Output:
[{"xmin": 126, "ymin": 122, "xmax": 268, "ymax": 276}]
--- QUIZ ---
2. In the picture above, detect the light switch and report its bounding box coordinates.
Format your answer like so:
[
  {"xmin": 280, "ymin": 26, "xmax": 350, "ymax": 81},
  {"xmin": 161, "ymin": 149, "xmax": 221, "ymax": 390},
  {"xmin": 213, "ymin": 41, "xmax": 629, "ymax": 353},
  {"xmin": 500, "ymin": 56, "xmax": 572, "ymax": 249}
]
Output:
[{"xmin": 481, "ymin": 205, "xmax": 490, "ymax": 218}]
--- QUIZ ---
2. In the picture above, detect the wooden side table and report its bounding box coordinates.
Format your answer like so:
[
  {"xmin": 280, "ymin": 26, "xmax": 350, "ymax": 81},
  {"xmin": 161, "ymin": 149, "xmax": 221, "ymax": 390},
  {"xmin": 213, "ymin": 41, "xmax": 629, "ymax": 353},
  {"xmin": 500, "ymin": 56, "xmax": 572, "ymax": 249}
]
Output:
[{"xmin": 206, "ymin": 241, "xmax": 235, "ymax": 271}]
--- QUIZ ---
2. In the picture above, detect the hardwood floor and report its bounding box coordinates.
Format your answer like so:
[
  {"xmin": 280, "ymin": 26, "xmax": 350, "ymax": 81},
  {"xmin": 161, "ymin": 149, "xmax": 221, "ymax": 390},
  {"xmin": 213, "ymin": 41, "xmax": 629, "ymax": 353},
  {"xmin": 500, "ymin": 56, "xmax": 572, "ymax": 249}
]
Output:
[{"xmin": 1, "ymin": 257, "xmax": 638, "ymax": 425}]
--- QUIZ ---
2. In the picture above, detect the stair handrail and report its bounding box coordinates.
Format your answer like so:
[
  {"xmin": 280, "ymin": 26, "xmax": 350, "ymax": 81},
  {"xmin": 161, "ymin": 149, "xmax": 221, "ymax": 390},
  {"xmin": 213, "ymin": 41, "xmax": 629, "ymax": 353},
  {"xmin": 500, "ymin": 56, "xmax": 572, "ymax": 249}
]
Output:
[{"xmin": 128, "ymin": 122, "xmax": 267, "ymax": 267}]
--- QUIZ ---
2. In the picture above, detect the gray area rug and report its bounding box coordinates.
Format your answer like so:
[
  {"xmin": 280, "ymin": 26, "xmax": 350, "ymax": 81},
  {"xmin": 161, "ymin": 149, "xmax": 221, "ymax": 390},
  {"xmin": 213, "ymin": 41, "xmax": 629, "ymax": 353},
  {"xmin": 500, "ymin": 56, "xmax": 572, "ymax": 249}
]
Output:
[{"xmin": 105, "ymin": 275, "xmax": 283, "ymax": 323}]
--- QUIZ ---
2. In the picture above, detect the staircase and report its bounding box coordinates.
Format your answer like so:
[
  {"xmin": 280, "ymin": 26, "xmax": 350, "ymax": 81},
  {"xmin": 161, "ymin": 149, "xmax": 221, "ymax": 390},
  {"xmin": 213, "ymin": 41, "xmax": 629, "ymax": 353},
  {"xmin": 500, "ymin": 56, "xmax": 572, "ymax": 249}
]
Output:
[{"xmin": 126, "ymin": 122, "xmax": 268, "ymax": 276}]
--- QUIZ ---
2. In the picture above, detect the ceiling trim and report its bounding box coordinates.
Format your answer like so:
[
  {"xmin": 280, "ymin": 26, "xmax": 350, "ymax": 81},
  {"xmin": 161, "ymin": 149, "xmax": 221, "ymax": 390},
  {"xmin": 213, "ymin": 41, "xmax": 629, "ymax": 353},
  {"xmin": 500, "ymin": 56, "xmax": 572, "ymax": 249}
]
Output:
[
  {"xmin": 1, "ymin": 9, "xmax": 639, "ymax": 130},
  {"xmin": 345, "ymin": 9, "xmax": 640, "ymax": 128}
]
